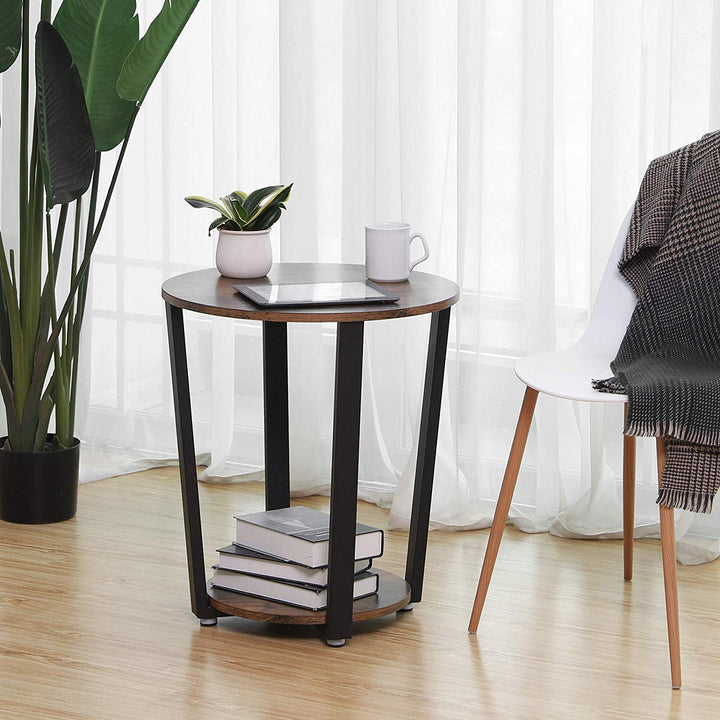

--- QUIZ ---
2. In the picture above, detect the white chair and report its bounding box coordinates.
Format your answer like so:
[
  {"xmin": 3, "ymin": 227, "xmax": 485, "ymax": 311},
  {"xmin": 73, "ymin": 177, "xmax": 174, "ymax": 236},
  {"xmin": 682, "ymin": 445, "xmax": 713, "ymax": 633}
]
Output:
[{"xmin": 467, "ymin": 207, "xmax": 682, "ymax": 688}]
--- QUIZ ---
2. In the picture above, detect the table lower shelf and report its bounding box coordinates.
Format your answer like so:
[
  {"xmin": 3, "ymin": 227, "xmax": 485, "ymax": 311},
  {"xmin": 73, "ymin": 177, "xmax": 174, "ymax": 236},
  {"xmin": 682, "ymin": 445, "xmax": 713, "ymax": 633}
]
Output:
[{"xmin": 207, "ymin": 568, "xmax": 411, "ymax": 625}]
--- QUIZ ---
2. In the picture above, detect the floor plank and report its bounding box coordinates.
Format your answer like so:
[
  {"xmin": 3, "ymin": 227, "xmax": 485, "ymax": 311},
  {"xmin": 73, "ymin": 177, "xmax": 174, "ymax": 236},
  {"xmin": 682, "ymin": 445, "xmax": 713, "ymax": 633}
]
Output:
[{"xmin": 1, "ymin": 467, "xmax": 718, "ymax": 719}]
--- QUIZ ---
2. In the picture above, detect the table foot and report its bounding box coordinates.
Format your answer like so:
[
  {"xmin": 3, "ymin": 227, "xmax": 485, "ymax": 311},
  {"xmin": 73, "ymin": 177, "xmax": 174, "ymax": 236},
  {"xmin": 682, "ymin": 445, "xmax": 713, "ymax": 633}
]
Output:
[
  {"xmin": 199, "ymin": 618, "xmax": 218, "ymax": 627},
  {"xmin": 326, "ymin": 638, "xmax": 347, "ymax": 647},
  {"xmin": 398, "ymin": 603, "xmax": 414, "ymax": 612}
]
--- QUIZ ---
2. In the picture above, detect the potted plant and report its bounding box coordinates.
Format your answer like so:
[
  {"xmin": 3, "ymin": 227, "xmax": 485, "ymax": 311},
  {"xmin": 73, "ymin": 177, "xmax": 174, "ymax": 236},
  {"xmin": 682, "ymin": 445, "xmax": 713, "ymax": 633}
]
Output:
[
  {"xmin": 185, "ymin": 184, "xmax": 292, "ymax": 278},
  {"xmin": 0, "ymin": 0, "xmax": 199, "ymax": 523}
]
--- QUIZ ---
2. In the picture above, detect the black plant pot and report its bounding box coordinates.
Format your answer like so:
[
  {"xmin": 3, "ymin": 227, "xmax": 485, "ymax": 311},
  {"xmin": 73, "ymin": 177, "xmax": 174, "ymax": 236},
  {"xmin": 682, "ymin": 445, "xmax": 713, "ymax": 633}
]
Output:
[{"xmin": 0, "ymin": 435, "xmax": 80, "ymax": 524}]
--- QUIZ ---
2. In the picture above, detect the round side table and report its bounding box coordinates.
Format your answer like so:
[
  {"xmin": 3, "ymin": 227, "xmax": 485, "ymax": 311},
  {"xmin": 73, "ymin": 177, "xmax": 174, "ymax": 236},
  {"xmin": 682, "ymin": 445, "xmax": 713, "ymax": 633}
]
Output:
[{"xmin": 162, "ymin": 263, "xmax": 459, "ymax": 645}]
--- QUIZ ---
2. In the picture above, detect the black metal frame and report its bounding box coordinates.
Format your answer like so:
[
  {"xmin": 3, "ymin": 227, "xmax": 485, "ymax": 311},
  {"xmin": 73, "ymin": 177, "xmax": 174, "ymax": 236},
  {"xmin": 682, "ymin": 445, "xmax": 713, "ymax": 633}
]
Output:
[
  {"xmin": 325, "ymin": 321, "xmax": 365, "ymax": 642},
  {"xmin": 165, "ymin": 302, "xmax": 452, "ymax": 642},
  {"xmin": 405, "ymin": 308, "xmax": 451, "ymax": 602},
  {"xmin": 263, "ymin": 321, "xmax": 290, "ymax": 510},
  {"xmin": 165, "ymin": 304, "xmax": 217, "ymax": 620}
]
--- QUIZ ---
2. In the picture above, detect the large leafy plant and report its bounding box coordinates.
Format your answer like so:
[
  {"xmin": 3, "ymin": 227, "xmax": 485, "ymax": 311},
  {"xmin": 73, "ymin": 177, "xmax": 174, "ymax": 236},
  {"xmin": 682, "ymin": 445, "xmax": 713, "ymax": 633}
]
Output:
[
  {"xmin": 185, "ymin": 184, "xmax": 293, "ymax": 234},
  {"xmin": 0, "ymin": 0, "xmax": 199, "ymax": 452}
]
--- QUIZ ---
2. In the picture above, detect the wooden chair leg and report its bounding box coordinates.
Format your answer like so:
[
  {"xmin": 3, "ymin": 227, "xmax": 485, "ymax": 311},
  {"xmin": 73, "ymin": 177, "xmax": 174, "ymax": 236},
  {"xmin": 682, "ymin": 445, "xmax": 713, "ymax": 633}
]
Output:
[
  {"xmin": 469, "ymin": 386, "xmax": 539, "ymax": 632},
  {"xmin": 623, "ymin": 403, "xmax": 636, "ymax": 581},
  {"xmin": 656, "ymin": 437, "xmax": 681, "ymax": 689}
]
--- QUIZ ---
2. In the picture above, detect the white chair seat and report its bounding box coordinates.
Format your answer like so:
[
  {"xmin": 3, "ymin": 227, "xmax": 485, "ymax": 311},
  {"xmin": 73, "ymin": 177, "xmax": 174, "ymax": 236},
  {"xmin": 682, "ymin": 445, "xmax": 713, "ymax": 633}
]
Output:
[
  {"xmin": 515, "ymin": 345, "xmax": 627, "ymax": 403},
  {"xmin": 514, "ymin": 205, "xmax": 636, "ymax": 405}
]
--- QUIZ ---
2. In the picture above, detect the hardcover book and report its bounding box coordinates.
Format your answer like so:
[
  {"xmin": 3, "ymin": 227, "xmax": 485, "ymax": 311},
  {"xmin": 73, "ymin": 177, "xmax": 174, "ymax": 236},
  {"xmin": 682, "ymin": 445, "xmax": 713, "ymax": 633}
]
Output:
[
  {"xmin": 210, "ymin": 569, "xmax": 380, "ymax": 611},
  {"xmin": 233, "ymin": 506, "xmax": 384, "ymax": 568},
  {"xmin": 217, "ymin": 544, "xmax": 372, "ymax": 586}
]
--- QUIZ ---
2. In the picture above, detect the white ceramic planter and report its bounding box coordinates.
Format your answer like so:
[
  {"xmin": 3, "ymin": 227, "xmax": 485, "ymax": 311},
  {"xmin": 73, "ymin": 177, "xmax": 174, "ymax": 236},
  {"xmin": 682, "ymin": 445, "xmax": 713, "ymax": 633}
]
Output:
[{"xmin": 215, "ymin": 229, "xmax": 273, "ymax": 279}]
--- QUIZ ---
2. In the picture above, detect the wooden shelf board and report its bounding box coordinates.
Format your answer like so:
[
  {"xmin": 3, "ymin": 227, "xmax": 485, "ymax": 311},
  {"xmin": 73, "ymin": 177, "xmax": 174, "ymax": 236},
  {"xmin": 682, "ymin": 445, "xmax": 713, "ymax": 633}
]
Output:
[{"xmin": 207, "ymin": 568, "xmax": 411, "ymax": 625}]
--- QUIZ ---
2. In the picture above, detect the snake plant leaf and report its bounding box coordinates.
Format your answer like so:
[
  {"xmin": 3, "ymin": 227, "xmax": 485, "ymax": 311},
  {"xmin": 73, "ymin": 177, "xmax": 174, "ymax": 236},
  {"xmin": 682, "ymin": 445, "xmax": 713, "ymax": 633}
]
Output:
[
  {"xmin": 116, "ymin": 0, "xmax": 199, "ymax": 105},
  {"xmin": 185, "ymin": 196, "xmax": 231, "ymax": 218},
  {"xmin": 252, "ymin": 206, "xmax": 282, "ymax": 231},
  {"xmin": 35, "ymin": 21, "xmax": 95, "ymax": 207},
  {"xmin": 0, "ymin": 0, "xmax": 22, "ymax": 73},
  {"xmin": 54, "ymin": 0, "xmax": 140, "ymax": 151},
  {"xmin": 231, "ymin": 190, "xmax": 247, "ymax": 204},
  {"xmin": 246, "ymin": 184, "xmax": 292, "ymax": 225},
  {"xmin": 224, "ymin": 195, "xmax": 248, "ymax": 223},
  {"xmin": 207, "ymin": 216, "xmax": 226, "ymax": 235},
  {"xmin": 221, "ymin": 195, "xmax": 244, "ymax": 226},
  {"xmin": 243, "ymin": 185, "xmax": 283, "ymax": 217}
]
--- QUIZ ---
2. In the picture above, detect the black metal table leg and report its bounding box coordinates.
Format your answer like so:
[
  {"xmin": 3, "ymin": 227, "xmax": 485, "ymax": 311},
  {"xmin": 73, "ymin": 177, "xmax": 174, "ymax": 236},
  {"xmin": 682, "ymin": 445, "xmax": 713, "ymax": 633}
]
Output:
[
  {"xmin": 324, "ymin": 321, "xmax": 364, "ymax": 645},
  {"xmin": 263, "ymin": 321, "xmax": 290, "ymax": 510},
  {"xmin": 405, "ymin": 308, "xmax": 451, "ymax": 603},
  {"xmin": 165, "ymin": 303, "xmax": 217, "ymax": 622}
]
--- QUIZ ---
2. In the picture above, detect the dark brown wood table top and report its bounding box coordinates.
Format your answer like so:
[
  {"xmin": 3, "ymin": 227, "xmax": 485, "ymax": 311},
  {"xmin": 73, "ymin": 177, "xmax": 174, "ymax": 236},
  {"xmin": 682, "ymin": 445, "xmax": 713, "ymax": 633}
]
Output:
[{"xmin": 161, "ymin": 263, "xmax": 459, "ymax": 322}]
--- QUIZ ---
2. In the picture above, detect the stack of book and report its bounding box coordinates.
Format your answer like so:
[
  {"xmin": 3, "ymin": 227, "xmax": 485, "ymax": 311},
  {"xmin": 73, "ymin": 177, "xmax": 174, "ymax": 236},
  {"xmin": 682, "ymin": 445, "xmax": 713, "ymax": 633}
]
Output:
[{"xmin": 210, "ymin": 505, "xmax": 384, "ymax": 611}]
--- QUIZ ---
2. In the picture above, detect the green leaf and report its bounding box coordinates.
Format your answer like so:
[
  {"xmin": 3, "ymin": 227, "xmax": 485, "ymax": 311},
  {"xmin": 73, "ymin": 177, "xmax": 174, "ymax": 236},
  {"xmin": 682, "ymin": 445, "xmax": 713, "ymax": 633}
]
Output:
[
  {"xmin": 54, "ymin": 0, "xmax": 140, "ymax": 151},
  {"xmin": 220, "ymin": 195, "xmax": 239, "ymax": 219},
  {"xmin": 0, "ymin": 276, "xmax": 12, "ymax": 380},
  {"xmin": 226, "ymin": 195, "xmax": 249, "ymax": 222},
  {"xmin": 35, "ymin": 21, "xmax": 95, "ymax": 207},
  {"xmin": 221, "ymin": 194, "xmax": 247, "ymax": 228},
  {"xmin": 246, "ymin": 183, "xmax": 292, "ymax": 225},
  {"xmin": 243, "ymin": 185, "xmax": 282, "ymax": 217},
  {"xmin": 116, "ymin": 0, "xmax": 199, "ymax": 104},
  {"xmin": 185, "ymin": 195, "xmax": 231, "ymax": 218},
  {"xmin": 207, "ymin": 216, "xmax": 226, "ymax": 235},
  {"xmin": 0, "ymin": 0, "xmax": 22, "ymax": 73},
  {"xmin": 231, "ymin": 190, "xmax": 247, "ymax": 204},
  {"xmin": 251, "ymin": 206, "xmax": 282, "ymax": 231},
  {"xmin": 0, "ymin": 233, "xmax": 22, "ymax": 432},
  {"xmin": 247, "ymin": 203, "xmax": 281, "ymax": 231}
]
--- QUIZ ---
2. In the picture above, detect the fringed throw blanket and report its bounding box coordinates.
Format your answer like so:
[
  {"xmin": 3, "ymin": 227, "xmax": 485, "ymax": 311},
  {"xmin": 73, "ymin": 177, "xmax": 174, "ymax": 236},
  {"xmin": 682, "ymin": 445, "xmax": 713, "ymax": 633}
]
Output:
[{"xmin": 593, "ymin": 130, "xmax": 720, "ymax": 513}]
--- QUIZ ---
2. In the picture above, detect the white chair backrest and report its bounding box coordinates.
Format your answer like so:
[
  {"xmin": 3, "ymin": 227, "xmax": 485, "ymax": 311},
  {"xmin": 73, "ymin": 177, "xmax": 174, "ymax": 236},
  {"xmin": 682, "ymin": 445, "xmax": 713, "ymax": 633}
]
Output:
[{"xmin": 577, "ymin": 205, "xmax": 637, "ymax": 359}]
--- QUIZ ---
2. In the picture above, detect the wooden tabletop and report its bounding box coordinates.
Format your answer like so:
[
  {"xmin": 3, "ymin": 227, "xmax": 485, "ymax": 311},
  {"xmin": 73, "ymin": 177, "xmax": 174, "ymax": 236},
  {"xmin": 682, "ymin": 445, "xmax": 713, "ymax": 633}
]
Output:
[{"xmin": 161, "ymin": 263, "xmax": 459, "ymax": 322}]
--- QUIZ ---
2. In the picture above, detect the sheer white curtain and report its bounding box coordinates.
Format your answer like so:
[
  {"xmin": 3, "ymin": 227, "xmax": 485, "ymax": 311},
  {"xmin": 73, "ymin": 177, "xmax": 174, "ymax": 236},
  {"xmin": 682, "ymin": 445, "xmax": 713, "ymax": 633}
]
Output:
[{"xmin": 2, "ymin": 0, "xmax": 720, "ymax": 563}]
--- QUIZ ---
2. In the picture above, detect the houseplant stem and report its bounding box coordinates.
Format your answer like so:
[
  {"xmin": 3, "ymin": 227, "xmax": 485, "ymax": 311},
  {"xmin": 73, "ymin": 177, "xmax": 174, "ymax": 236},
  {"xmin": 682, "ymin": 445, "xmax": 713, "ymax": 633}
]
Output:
[{"xmin": 0, "ymin": 0, "xmax": 200, "ymax": 520}]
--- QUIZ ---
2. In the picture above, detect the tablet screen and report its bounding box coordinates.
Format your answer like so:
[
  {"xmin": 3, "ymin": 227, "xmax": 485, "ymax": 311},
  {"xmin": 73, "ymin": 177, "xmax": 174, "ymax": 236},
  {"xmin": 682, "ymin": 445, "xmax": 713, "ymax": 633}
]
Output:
[{"xmin": 234, "ymin": 281, "xmax": 399, "ymax": 307}]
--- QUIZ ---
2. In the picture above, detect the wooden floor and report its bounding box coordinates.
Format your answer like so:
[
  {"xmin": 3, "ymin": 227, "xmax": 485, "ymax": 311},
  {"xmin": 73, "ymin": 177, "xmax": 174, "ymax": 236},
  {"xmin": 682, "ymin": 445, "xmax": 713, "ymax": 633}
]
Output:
[{"xmin": 2, "ymin": 468, "xmax": 720, "ymax": 720}]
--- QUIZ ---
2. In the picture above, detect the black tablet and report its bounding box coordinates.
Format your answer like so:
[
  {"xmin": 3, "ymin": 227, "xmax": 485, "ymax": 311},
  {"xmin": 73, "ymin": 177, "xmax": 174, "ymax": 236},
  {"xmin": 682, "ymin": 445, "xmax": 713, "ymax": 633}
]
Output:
[{"xmin": 234, "ymin": 280, "xmax": 400, "ymax": 308}]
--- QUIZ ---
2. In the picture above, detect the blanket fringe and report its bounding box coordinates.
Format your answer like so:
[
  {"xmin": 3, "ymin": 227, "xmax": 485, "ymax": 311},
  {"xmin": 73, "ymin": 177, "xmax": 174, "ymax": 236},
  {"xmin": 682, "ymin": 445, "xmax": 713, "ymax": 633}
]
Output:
[
  {"xmin": 591, "ymin": 376, "xmax": 626, "ymax": 394},
  {"xmin": 624, "ymin": 418, "xmax": 720, "ymax": 446},
  {"xmin": 657, "ymin": 487, "xmax": 715, "ymax": 514}
]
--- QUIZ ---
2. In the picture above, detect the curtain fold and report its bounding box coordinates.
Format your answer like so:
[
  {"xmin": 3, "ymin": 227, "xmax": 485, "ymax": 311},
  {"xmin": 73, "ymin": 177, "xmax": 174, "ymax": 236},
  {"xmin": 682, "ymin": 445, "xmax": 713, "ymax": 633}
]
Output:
[{"xmin": 2, "ymin": 0, "xmax": 720, "ymax": 563}]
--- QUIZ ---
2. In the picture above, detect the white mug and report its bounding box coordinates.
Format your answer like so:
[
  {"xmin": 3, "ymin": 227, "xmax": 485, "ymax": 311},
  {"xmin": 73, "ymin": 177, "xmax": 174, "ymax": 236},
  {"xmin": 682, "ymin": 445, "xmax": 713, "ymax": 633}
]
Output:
[{"xmin": 365, "ymin": 222, "xmax": 430, "ymax": 282}]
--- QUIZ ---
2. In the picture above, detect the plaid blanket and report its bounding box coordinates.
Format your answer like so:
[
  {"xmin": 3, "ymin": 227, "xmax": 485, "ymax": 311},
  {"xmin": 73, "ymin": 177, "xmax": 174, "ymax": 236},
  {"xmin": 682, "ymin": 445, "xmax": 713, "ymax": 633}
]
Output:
[{"xmin": 593, "ymin": 131, "xmax": 720, "ymax": 513}]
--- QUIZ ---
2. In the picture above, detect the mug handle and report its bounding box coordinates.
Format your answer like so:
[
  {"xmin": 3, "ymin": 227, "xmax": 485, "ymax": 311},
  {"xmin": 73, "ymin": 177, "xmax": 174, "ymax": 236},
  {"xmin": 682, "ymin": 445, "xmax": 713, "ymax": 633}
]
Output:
[{"xmin": 409, "ymin": 232, "xmax": 430, "ymax": 272}]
